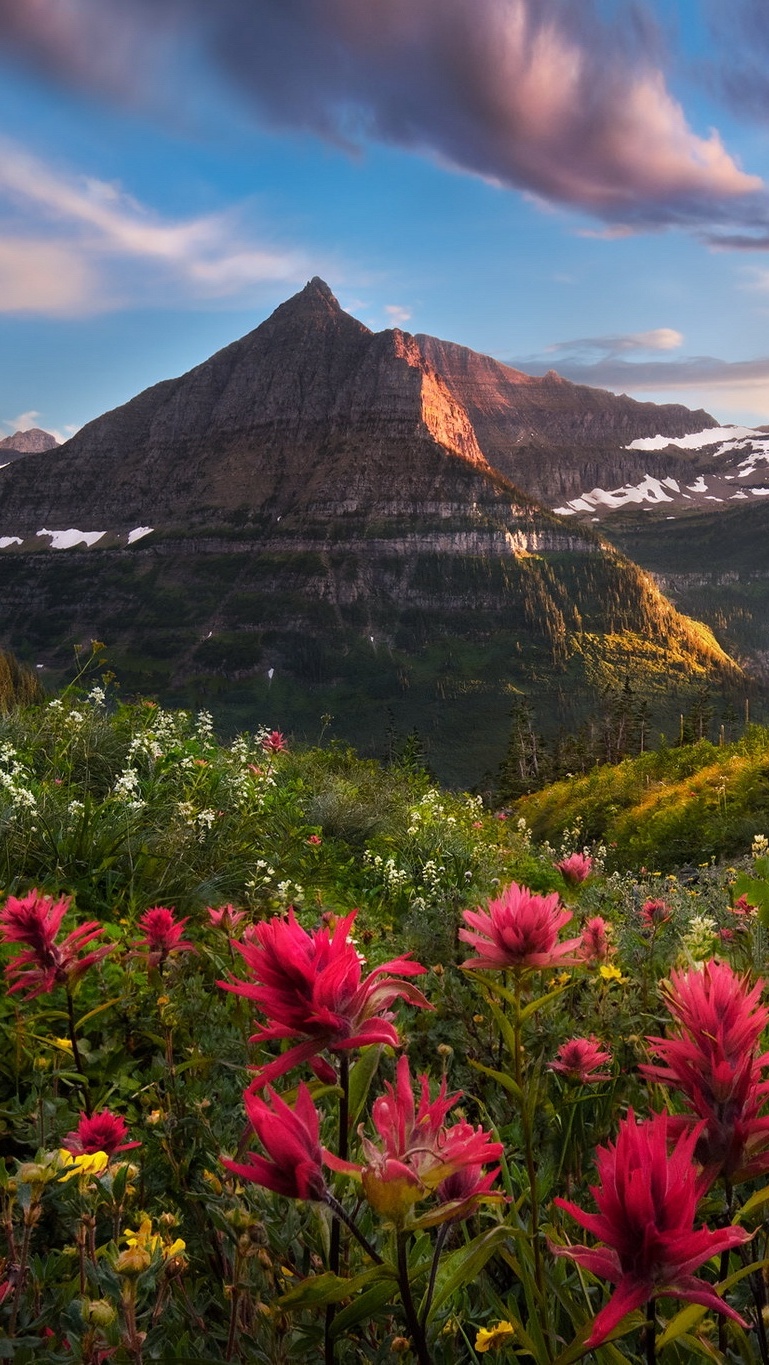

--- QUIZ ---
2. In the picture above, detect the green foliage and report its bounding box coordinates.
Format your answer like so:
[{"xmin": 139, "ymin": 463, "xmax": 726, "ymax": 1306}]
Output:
[
  {"xmin": 2, "ymin": 689, "xmax": 769, "ymax": 1360},
  {"xmin": 514, "ymin": 726, "xmax": 769, "ymax": 871}
]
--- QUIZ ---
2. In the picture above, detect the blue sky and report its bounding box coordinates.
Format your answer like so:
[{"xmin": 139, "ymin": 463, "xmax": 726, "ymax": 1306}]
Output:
[{"xmin": 2, "ymin": 0, "xmax": 769, "ymax": 442}]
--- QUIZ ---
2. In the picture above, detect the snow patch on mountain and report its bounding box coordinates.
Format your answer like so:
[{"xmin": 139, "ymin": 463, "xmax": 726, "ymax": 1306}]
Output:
[{"xmin": 626, "ymin": 426, "xmax": 757, "ymax": 451}]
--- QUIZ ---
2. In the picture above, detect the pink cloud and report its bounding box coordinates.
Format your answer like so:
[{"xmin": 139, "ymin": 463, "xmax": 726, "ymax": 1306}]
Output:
[{"xmin": 0, "ymin": 0, "xmax": 764, "ymax": 233}]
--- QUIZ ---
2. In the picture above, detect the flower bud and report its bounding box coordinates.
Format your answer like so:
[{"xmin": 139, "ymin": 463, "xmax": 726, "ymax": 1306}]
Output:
[
  {"xmin": 83, "ymin": 1299, "xmax": 117, "ymax": 1327},
  {"xmin": 116, "ymin": 1247, "xmax": 151, "ymax": 1276}
]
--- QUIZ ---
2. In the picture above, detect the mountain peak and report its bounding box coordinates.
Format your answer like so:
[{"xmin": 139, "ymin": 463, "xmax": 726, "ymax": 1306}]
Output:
[
  {"xmin": 305, "ymin": 276, "xmax": 338, "ymax": 302},
  {"xmin": 0, "ymin": 427, "xmax": 59, "ymax": 454}
]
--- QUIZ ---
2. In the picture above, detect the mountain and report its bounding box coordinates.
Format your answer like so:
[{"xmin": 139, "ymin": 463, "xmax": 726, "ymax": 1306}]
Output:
[
  {"xmin": 0, "ymin": 280, "xmax": 751, "ymax": 783},
  {"xmin": 0, "ymin": 427, "xmax": 59, "ymax": 466},
  {"xmin": 602, "ymin": 498, "xmax": 769, "ymax": 686},
  {"xmin": 415, "ymin": 334, "xmax": 716, "ymax": 506},
  {"xmin": 550, "ymin": 426, "xmax": 769, "ymax": 521}
]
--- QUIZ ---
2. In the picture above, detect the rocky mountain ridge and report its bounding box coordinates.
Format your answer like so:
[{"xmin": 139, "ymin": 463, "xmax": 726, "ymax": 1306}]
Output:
[{"xmin": 0, "ymin": 279, "xmax": 753, "ymax": 782}]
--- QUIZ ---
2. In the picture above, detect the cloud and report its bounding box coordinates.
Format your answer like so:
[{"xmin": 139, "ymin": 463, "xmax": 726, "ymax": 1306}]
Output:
[
  {"xmin": 512, "ymin": 351, "xmax": 769, "ymax": 422},
  {"xmin": 0, "ymin": 0, "xmax": 765, "ymax": 235},
  {"xmin": 547, "ymin": 328, "xmax": 684, "ymax": 358},
  {"xmin": 4, "ymin": 410, "xmax": 40, "ymax": 432},
  {"xmin": 0, "ymin": 136, "xmax": 310, "ymax": 314},
  {"xmin": 0, "ymin": 237, "xmax": 98, "ymax": 313},
  {"xmin": 384, "ymin": 304, "xmax": 412, "ymax": 326}
]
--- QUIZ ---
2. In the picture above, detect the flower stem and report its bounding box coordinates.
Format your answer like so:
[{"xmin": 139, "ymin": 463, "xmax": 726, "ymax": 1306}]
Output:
[
  {"xmin": 324, "ymin": 1192, "xmax": 382, "ymax": 1265},
  {"xmin": 396, "ymin": 1230, "xmax": 432, "ymax": 1365},
  {"xmin": 325, "ymin": 1053, "xmax": 350, "ymax": 1365},
  {"xmin": 421, "ymin": 1222, "xmax": 449, "ymax": 1329},
  {"xmin": 513, "ymin": 979, "xmax": 544, "ymax": 1301},
  {"xmin": 645, "ymin": 1301, "xmax": 656, "ymax": 1365},
  {"xmin": 66, "ymin": 988, "xmax": 92, "ymax": 1116}
]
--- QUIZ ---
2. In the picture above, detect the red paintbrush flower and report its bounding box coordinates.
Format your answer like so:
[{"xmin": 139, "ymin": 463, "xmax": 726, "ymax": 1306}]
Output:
[
  {"xmin": 133, "ymin": 907, "xmax": 194, "ymax": 969},
  {"xmin": 221, "ymin": 1082, "xmax": 326, "ymax": 1200},
  {"xmin": 459, "ymin": 882, "xmax": 582, "ymax": 974},
  {"xmin": 640, "ymin": 898, "xmax": 673, "ymax": 929},
  {"xmin": 580, "ymin": 916, "xmax": 613, "ymax": 964},
  {"xmin": 207, "ymin": 904, "xmax": 247, "ymax": 933},
  {"xmin": 642, "ymin": 961, "xmax": 769, "ymax": 1184},
  {"xmin": 220, "ymin": 909, "xmax": 431, "ymax": 1086},
  {"xmin": 261, "ymin": 730, "xmax": 287, "ymax": 753},
  {"xmin": 62, "ymin": 1109, "xmax": 141, "ymax": 1156},
  {"xmin": 550, "ymin": 1110, "xmax": 749, "ymax": 1349},
  {"xmin": 556, "ymin": 852, "xmax": 593, "ymax": 886},
  {"xmin": 0, "ymin": 890, "xmax": 112, "ymax": 999},
  {"xmin": 549, "ymin": 1036, "xmax": 612, "ymax": 1084},
  {"xmin": 327, "ymin": 1054, "xmax": 502, "ymax": 1224}
]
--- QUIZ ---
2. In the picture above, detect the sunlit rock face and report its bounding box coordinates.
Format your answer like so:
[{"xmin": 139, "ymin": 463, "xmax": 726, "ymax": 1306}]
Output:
[{"xmin": 0, "ymin": 279, "xmax": 746, "ymax": 783}]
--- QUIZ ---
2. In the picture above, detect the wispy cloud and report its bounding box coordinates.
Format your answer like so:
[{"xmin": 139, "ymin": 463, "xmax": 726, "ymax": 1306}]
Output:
[
  {"xmin": 0, "ymin": 135, "xmax": 311, "ymax": 315},
  {"xmin": 384, "ymin": 304, "xmax": 412, "ymax": 326},
  {"xmin": 547, "ymin": 328, "xmax": 684, "ymax": 358},
  {"xmin": 0, "ymin": 0, "xmax": 766, "ymax": 236},
  {"xmin": 513, "ymin": 351, "xmax": 769, "ymax": 422}
]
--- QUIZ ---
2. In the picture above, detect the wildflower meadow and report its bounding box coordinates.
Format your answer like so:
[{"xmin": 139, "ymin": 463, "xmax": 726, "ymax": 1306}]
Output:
[{"xmin": 4, "ymin": 686, "xmax": 769, "ymax": 1361}]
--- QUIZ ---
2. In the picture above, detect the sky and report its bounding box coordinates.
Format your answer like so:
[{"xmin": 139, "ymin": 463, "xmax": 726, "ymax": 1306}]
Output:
[{"xmin": 2, "ymin": 0, "xmax": 769, "ymax": 442}]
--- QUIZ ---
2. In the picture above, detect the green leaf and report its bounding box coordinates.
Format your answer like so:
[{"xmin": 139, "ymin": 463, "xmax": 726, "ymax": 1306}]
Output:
[
  {"xmin": 330, "ymin": 1280, "xmax": 398, "ymax": 1338},
  {"xmin": 549, "ymin": 1313, "xmax": 644, "ymax": 1364},
  {"xmin": 76, "ymin": 997, "xmax": 123, "ymax": 1028},
  {"xmin": 467, "ymin": 1057, "xmax": 523, "ymax": 1103},
  {"xmin": 348, "ymin": 1045, "xmax": 382, "ymax": 1127},
  {"xmin": 735, "ymin": 1183, "xmax": 769, "ymax": 1220},
  {"xmin": 421, "ymin": 1224, "xmax": 509, "ymax": 1322},
  {"xmin": 656, "ymin": 1303, "xmax": 706, "ymax": 1348},
  {"xmin": 277, "ymin": 1264, "xmax": 395, "ymax": 1310},
  {"xmin": 519, "ymin": 984, "xmax": 570, "ymax": 1023}
]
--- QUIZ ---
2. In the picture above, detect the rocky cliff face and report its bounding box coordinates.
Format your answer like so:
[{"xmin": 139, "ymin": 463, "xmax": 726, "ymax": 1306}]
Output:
[
  {"xmin": 0, "ymin": 279, "xmax": 749, "ymax": 782},
  {"xmin": 415, "ymin": 334, "xmax": 716, "ymax": 503}
]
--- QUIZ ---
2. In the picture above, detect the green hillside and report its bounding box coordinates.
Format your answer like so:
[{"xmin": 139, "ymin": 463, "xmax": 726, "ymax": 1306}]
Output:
[{"xmin": 514, "ymin": 726, "xmax": 769, "ymax": 871}]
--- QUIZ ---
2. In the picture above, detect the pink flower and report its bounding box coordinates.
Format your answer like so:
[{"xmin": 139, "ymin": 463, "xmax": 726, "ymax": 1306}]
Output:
[
  {"xmin": 306, "ymin": 834, "xmax": 322, "ymax": 846},
  {"xmin": 550, "ymin": 1111, "xmax": 749, "ymax": 1349},
  {"xmin": 207, "ymin": 904, "xmax": 247, "ymax": 933},
  {"xmin": 62, "ymin": 1109, "xmax": 140, "ymax": 1156},
  {"xmin": 640, "ymin": 898, "xmax": 673, "ymax": 929},
  {"xmin": 222, "ymin": 1082, "xmax": 326, "ymax": 1200},
  {"xmin": 0, "ymin": 890, "xmax": 112, "ymax": 999},
  {"xmin": 556, "ymin": 852, "xmax": 592, "ymax": 886},
  {"xmin": 579, "ymin": 916, "xmax": 612, "ymax": 964},
  {"xmin": 549, "ymin": 1037, "xmax": 612, "ymax": 1084},
  {"xmin": 133, "ymin": 907, "xmax": 194, "ymax": 968},
  {"xmin": 220, "ymin": 909, "xmax": 431, "ymax": 1086},
  {"xmin": 459, "ymin": 883, "xmax": 582, "ymax": 974},
  {"xmin": 641, "ymin": 961, "xmax": 769, "ymax": 1184},
  {"xmin": 327, "ymin": 1055, "xmax": 502, "ymax": 1224},
  {"xmin": 731, "ymin": 894, "xmax": 756, "ymax": 918},
  {"xmin": 262, "ymin": 730, "xmax": 287, "ymax": 753}
]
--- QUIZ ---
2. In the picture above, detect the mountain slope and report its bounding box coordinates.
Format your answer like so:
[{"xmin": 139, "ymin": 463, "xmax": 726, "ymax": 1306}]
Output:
[
  {"xmin": 0, "ymin": 279, "xmax": 751, "ymax": 783},
  {"xmin": 416, "ymin": 333, "xmax": 715, "ymax": 504}
]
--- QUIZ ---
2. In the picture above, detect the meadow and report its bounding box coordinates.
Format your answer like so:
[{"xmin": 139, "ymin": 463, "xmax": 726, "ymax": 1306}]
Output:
[{"xmin": 2, "ymin": 684, "xmax": 769, "ymax": 1362}]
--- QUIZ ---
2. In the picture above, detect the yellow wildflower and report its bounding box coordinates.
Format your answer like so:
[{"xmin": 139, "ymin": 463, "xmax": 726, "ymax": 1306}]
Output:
[
  {"xmin": 57, "ymin": 1150, "xmax": 109, "ymax": 1182},
  {"xmin": 599, "ymin": 964, "xmax": 628, "ymax": 986},
  {"xmin": 124, "ymin": 1214, "xmax": 185, "ymax": 1259},
  {"xmin": 475, "ymin": 1320, "xmax": 516, "ymax": 1352}
]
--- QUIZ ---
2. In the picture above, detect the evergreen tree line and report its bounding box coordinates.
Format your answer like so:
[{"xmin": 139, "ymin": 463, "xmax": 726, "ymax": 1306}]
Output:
[{"xmin": 496, "ymin": 679, "xmax": 751, "ymax": 802}]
